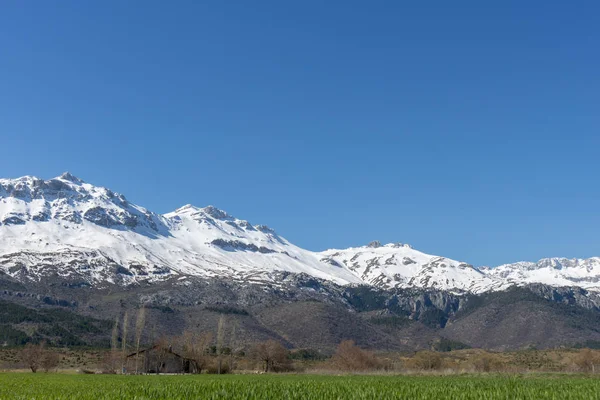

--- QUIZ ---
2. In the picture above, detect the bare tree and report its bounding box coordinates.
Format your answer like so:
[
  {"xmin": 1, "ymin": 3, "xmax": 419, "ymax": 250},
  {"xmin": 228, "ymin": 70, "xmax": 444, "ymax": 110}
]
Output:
[
  {"xmin": 150, "ymin": 323, "xmax": 157, "ymax": 347},
  {"xmin": 103, "ymin": 315, "xmax": 120, "ymax": 373},
  {"xmin": 574, "ymin": 349, "xmax": 600, "ymax": 373},
  {"xmin": 251, "ymin": 339, "xmax": 291, "ymax": 372},
  {"xmin": 134, "ymin": 306, "xmax": 146, "ymax": 374},
  {"xmin": 216, "ymin": 315, "xmax": 226, "ymax": 374},
  {"xmin": 111, "ymin": 315, "xmax": 119, "ymax": 353},
  {"xmin": 228, "ymin": 320, "xmax": 239, "ymax": 372},
  {"xmin": 154, "ymin": 336, "xmax": 172, "ymax": 374},
  {"xmin": 331, "ymin": 340, "xmax": 382, "ymax": 371},
  {"xmin": 121, "ymin": 311, "xmax": 129, "ymax": 373},
  {"xmin": 21, "ymin": 342, "xmax": 45, "ymax": 373},
  {"xmin": 41, "ymin": 349, "xmax": 60, "ymax": 372},
  {"xmin": 181, "ymin": 330, "xmax": 213, "ymax": 374}
]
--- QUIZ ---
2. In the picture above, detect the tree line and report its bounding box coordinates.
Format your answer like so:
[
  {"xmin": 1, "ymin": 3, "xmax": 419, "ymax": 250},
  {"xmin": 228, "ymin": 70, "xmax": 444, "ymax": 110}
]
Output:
[{"xmin": 12, "ymin": 301, "xmax": 600, "ymax": 374}]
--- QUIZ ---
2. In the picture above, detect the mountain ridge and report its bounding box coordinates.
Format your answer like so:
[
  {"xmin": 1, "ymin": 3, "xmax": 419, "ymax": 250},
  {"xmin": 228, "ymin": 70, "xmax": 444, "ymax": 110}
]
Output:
[{"xmin": 1, "ymin": 173, "xmax": 599, "ymax": 293}]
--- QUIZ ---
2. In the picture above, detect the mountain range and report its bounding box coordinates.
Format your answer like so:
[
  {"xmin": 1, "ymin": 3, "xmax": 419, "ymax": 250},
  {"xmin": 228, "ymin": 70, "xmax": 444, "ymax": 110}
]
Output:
[
  {"xmin": 1, "ymin": 172, "xmax": 599, "ymax": 293},
  {"xmin": 2, "ymin": 173, "xmax": 600, "ymax": 352}
]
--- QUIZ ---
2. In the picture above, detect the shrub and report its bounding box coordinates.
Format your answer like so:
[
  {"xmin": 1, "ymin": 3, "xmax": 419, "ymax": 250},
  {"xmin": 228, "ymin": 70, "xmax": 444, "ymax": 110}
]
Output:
[
  {"xmin": 410, "ymin": 351, "xmax": 443, "ymax": 371},
  {"xmin": 289, "ymin": 348, "xmax": 327, "ymax": 361},
  {"xmin": 80, "ymin": 369, "xmax": 96, "ymax": 374},
  {"xmin": 574, "ymin": 349, "xmax": 600, "ymax": 373},
  {"xmin": 101, "ymin": 351, "xmax": 120, "ymax": 374},
  {"xmin": 331, "ymin": 340, "xmax": 383, "ymax": 372},
  {"xmin": 432, "ymin": 338, "xmax": 471, "ymax": 352},
  {"xmin": 206, "ymin": 359, "xmax": 231, "ymax": 374},
  {"xmin": 471, "ymin": 353, "xmax": 503, "ymax": 372}
]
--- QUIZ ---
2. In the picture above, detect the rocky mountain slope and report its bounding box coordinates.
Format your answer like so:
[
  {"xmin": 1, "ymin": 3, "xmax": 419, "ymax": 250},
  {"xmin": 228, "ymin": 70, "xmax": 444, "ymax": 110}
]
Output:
[{"xmin": 1, "ymin": 173, "xmax": 599, "ymax": 294}]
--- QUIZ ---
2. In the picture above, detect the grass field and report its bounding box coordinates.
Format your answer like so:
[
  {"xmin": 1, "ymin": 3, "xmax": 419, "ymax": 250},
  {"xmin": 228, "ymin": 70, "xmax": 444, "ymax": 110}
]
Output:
[{"xmin": 1, "ymin": 373, "xmax": 599, "ymax": 399}]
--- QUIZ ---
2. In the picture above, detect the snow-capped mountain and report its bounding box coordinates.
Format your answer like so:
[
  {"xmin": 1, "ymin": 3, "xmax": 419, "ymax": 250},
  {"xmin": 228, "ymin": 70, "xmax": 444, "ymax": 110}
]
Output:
[
  {"xmin": 483, "ymin": 258, "xmax": 600, "ymax": 292},
  {"xmin": 0, "ymin": 173, "xmax": 361, "ymax": 287},
  {"xmin": 319, "ymin": 241, "xmax": 509, "ymax": 293},
  {"xmin": 0, "ymin": 173, "xmax": 599, "ymax": 293}
]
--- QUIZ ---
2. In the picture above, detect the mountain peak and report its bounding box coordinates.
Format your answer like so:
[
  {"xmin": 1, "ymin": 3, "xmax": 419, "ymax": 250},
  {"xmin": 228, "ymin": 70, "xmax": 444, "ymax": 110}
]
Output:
[
  {"xmin": 169, "ymin": 204, "xmax": 232, "ymax": 221},
  {"xmin": 201, "ymin": 205, "xmax": 229, "ymax": 220},
  {"xmin": 56, "ymin": 172, "xmax": 83, "ymax": 184},
  {"xmin": 174, "ymin": 204, "xmax": 199, "ymax": 213},
  {"xmin": 385, "ymin": 242, "xmax": 413, "ymax": 249}
]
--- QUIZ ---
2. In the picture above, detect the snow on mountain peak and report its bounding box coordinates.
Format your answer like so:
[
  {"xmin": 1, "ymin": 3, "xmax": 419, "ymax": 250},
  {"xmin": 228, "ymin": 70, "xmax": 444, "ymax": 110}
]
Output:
[
  {"xmin": 364, "ymin": 241, "xmax": 414, "ymax": 250},
  {"xmin": 56, "ymin": 172, "xmax": 83, "ymax": 184},
  {"xmin": 0, "ymin": 173, "xmax": 164, "ymax": 235},
  {"xmin": 201, "ymin": 205, "xmax": 230, "ymax": 220},
  {"xmin": 169, "ymin": 204, "xmax": 230, "ymax": 220},
  {"xmin": 486, "ymin": 257, "xmax": 600, "ymax": 291},
  {"xmin": 255, "ymin": 224, "xmax": 276, "ymax": 234},
  {"xmin": 0, "ymin": 174, "xmax": 358, "ymax": 287},
  {"xmin": 319, "ymin": 243, "xmax": 507, "ymax": 293},
  {"xmin": 172, "ymin": 204, "xmax": 201, "ymax": 214},
  {"xmin": 1, "ymin": 173, "xmax": 600, "ymax": 293},
  {"xmin": 384, "ymin": 242, "xmax": 413, "ymax": 249}
]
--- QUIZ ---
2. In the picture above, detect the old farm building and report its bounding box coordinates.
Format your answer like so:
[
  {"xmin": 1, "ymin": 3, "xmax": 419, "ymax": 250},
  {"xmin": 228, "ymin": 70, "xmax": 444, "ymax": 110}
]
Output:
[{"xmin": 125, "ymin": 345, "xmax": 198, "ymax": 374}]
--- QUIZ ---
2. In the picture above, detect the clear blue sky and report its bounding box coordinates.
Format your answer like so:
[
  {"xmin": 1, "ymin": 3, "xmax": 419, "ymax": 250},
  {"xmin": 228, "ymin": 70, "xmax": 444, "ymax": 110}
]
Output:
[{"xmin": 1, "ymin": 1, "xmax": 598, "ymax": 266}]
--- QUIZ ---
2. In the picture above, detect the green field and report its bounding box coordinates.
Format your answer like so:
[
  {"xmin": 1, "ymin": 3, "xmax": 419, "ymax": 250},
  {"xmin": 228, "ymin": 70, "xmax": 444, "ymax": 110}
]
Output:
[{"xmin": 1, "ymin": 373, "xmax": 599, "ymax": 399}]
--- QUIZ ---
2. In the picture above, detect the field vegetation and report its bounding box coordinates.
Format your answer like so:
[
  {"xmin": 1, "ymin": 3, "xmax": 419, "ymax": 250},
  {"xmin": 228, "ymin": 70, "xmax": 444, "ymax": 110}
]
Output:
[{"xmin": 1, "ymin": 373, "xmax": 599, "ymax": 400}]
